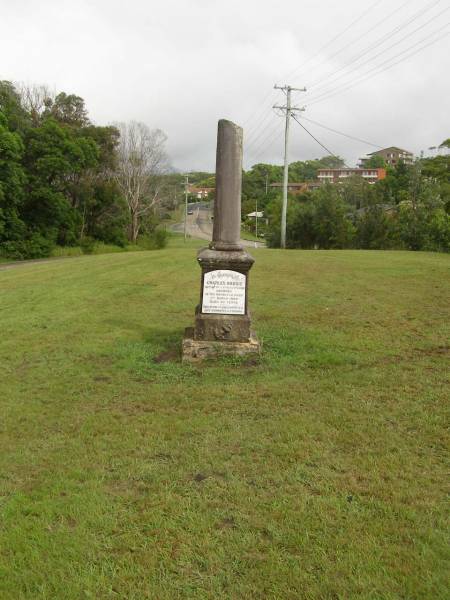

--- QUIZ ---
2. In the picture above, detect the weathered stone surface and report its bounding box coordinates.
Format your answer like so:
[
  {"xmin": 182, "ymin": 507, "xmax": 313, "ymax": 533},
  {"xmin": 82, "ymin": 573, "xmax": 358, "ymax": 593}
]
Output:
[
  {"xmin": 194, "ymin": 311, "xmax": 251, "ymax": 342},
  {"xmin": 198, "ymin": 246, "xmax": 254, "ymax": 271},
  {"xmin": 197, "ymin": 247, "xmax": 254, "ymax": 321},
  {"xmin": 182, "ymin": 328, "xmax": 261, "ymax": 363},
  {"xmin": 181, "ymin": 118, "xmax": 261, "ymax": 363},
  {"xmin": 211, "ymin": 120, "xmax": 243, "ymax": 251}
]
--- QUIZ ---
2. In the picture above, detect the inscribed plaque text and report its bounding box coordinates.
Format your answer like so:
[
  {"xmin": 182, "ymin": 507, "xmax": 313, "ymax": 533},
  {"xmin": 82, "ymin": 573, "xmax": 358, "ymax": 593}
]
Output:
[{"xmin": 202, "ymin": 270, "xmax": 246, "ymax": 314}]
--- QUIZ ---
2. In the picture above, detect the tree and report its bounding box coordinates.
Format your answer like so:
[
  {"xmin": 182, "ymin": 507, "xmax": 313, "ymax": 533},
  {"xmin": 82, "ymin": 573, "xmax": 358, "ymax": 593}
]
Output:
[
  {"xmin": 421, "ymin": 153, "xmax": 450, "ymax": 212},
  {"xmin": 114, "ymin": 122, "xmax": 169, "ymax": 242},
  {"xmin": 22, "ymin": 117, "xmax": 99, "ymax": 245},
  {"xmin": 312, "ymin": 185, "xmax": 355, "ymax": 249},
  {"xmin": 287, "ymin": 200, "xmax": 316, "ymax": 248},
  {"xmin": 394, "ymin": 179, "xmax": 447, "ymax": 251},
  {"xmin": 289, "ymin": 155, "xmax": 345, "ymax": 182},
  {"xmin": 356, "ymin": 204, "xmax": 392, "ymax": 249},
  {"xmin": 45, "ymin": 92, "xmax": 90, "ymax": 128},
  {"xmin": 0, "ymin": 111, "xmax": 26, "ymax": 247},
  {"xmin": 340, "ymin": 175, "xmax": 371, "ymax": 209},
  {"xmin": 318, "ymin": 155, "xmax": 345, "ymax": 169},
  {"xmin": 376, "ymin": 161, "xmax": 411, "ymax": 204},
  {"xmin": 17, "ymin": 83, "xmax": 54, "ymax": 126},
  {"xmin": 364, "ymin": 154, "xmax": 386, "ymax": 168},
  {"xmin": 266, "ymin": 184, "xmax": 355, "ymax": 249},
  {"xmin": 0, "ymin": 80, "xmax": 30, "ymax": 133}
]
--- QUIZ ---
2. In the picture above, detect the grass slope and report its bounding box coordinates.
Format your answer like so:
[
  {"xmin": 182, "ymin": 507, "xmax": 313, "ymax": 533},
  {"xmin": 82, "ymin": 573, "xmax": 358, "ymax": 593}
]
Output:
[{"xmin": 0, "ymin": 239, "xmax": 449, "ymax": 599}]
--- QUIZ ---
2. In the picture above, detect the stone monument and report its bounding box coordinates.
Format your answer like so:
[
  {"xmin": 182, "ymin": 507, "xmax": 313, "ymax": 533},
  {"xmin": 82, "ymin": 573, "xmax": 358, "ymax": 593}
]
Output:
[{"xmin": 182, "ymin": 119, "xmax": 260, "ymax": 362}]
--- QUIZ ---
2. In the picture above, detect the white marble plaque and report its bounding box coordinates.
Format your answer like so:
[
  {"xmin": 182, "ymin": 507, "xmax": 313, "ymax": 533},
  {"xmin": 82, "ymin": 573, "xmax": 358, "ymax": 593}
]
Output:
[{"xmin": 202, "ymin": 270, "xmax": 246, "ymax": 315}]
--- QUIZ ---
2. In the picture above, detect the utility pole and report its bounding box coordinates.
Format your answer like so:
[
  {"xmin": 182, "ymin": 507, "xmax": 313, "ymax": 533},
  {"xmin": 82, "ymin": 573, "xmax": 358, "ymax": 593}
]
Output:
[
  {"xmin": 183, "ymin": 174, "xmax": 189, "ymax": 242},
  {"xmin": 273, "ymin": 84, "xmax": 306, "ymax": 248},
  {"xmin": 255, "ymin": 196, "xmax": 258, "ymax": 249}
]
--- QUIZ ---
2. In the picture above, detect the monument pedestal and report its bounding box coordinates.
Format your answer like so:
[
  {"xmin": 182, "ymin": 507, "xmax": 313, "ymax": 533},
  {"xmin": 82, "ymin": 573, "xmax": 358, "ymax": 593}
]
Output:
[
  {"xmin": 182, "ymin": 247, "xmax": 261, "ymax": 363},
  {"xmin": 182, "ymin": 119, "xmax": 260, "ymax": 363}
]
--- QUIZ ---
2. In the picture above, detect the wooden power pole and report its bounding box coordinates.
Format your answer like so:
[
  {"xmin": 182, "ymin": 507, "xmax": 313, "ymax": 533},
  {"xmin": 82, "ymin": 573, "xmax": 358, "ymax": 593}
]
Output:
[{"xmin": 273, "ymin": 84, "xmax": 306, "ymax": 248}]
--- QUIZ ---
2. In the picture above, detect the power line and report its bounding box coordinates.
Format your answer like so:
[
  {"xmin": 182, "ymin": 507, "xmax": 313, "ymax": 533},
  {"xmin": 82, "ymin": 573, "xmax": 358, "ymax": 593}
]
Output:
[
  {"xmin": 240, "ymin": 0, "xmax": 383, "ymax": 132},
  {"xmin": 245, "ymin": 106, "xmax": 279, "ymax": 146},
  {"xmin": 299, "ymin": 116, "xmax": 382, "ymax": 148},
  {"xmin": 291, "ymin": 114, "xmax": 348, "ymax": 166},
  {"xmin": 245, "ymin": 124, "xmax": 282, "ymax": 165},
  {"xmin": 306, "ymin": 25, "xmax": 449, "ymax": 106},
  {"xmin": 245, "ymin": 125, "xmax": 284, "ymax": 167},
  {"xmin": 245, "ymin": 0, "xmax": 445, "ymax": 142},
  {"xmin": 245, "ymin": 114, "xmax": 281, "ymax": 153},
  {"xmin": 242, "ymin": 1, "xmax": 448, "ymax": 169},
  {"xmin": 306, "ymin": 2, "xmax": 448, "ymax": 98},
  {"xmin": 284, "ymin": 0, "xmax": 384, "ymax": 82},
  {"xmin": 306, "ymin": 0, "xmax": 438, "ymax": 90}
]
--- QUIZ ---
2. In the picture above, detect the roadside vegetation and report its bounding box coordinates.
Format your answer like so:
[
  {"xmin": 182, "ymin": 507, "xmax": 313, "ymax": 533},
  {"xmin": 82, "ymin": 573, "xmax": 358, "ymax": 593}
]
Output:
[
  {"xmin": 265, "ymin": 156, "xmax": 450, "ymax": 251},
  {"xmin": 0, "ymin": 81, "xmax": 174, "ymax": 260},
  {"xmin": 2, "ymin": 79, "xmax": 448, "ymax": 260},
  {"xmin": 174, "ymin": 150, "xmax": 450, "ymax": 252}
]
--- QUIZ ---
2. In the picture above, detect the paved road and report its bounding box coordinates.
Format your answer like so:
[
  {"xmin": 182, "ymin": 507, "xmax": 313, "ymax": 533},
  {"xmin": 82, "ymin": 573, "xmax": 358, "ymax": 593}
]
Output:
[{"xmin": 172, "ymin": 202, "xmax": 265, "ymax": 248}]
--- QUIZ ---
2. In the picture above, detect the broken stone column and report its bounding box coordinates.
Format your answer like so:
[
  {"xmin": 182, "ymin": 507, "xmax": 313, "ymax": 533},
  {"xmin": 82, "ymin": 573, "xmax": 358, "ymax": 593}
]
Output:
[{"xmin": 182, "ymin": 119, "xmax": 260, "ymax": 363}]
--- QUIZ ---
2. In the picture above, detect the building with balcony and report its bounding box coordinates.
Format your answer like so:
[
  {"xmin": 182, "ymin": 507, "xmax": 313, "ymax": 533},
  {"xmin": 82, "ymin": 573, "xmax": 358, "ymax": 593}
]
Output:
[
  {"xmin": 317, "ymin": 168, "xmax": 386, "ymax": 184},
  {"xmin": 359, "ymin": 147, "xmax": 413, "ymax": 167}
]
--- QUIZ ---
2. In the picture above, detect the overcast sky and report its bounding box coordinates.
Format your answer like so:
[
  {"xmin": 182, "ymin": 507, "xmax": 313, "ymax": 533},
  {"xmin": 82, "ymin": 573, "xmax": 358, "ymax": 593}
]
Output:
[{"xmin": 2, "ymin": 0, "xmax": 449, "ymax": 171}]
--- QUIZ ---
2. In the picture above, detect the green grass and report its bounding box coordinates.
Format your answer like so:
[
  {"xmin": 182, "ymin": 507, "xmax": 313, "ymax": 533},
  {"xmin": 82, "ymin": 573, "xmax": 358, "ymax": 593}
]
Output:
[
  {"xmin": 51, "ymin": 239, "xmax": 171, "ymax": 258},
  {"xmin": 0, "ymin": 239, "xmax": 449, "ymax": 599},
  {"xmin": 50, "ymin": 242, "xmax": 132, "ymax": 258},
  {"xmin": 240, "ymin": 229, "xmax": 264, "ymax": 242}
]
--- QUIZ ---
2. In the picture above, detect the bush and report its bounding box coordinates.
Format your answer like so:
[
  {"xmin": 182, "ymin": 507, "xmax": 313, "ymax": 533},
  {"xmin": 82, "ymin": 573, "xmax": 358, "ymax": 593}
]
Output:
[
  {"xmin": 266, "ymin": 186, "xmax": 355, "ymax": 249},
  {"xmin": 0, "ymin": 233, "xmax": 54, "ymax": 260},
  {"xmin": 51, "ymin": 246, "xmax": 83, "ymax": 258},
  {"xmin": 79, "ymin": 236, "xmax": 96, "ymax": 254},
  {"xmin": 136, "ymin": 229, "xmax": 168, "ymax": 250},
  {"xmin": 356, "ymin": 205, "xmax": 393, "ymax": 249},
  {"xmin": 92, "ymin": 242, "xmax": 128, "ymax": 254}
]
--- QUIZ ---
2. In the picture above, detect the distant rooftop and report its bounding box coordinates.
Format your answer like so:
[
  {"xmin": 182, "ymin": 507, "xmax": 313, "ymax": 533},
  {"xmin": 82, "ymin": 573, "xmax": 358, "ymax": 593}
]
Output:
[{"xmin": 367, "ymin": 146, "xmax": 412, "ymax": 156}]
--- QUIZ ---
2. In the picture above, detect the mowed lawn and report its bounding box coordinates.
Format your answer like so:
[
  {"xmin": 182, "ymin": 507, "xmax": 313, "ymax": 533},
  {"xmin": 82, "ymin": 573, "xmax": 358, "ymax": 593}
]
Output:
[{"xmin": 0, "ymin": 239, "xmax": 449, "ymax": 600}]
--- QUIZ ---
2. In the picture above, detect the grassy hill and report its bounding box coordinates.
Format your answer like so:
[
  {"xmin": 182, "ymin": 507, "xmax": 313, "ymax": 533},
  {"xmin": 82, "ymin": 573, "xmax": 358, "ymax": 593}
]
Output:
[{"xmin": 0, "ymin": 239, "xmax": 448, "ymax": 599}]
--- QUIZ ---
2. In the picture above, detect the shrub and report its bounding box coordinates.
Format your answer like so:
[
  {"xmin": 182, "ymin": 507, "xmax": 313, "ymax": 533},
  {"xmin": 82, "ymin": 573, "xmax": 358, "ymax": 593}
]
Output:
[
  {"xmin": 136, "ymin": 228, "xmax": 168, "ymax": 250},
  {"xmin": 79, "ymin": 236, "xmax": 96, "ymax": 254},
  {"xmin": 0, "ymin": 233, "xmax": 54, "ymax": 260},
  {"xmin": 356, "ymin": 205, "xmax": 393, "ymax": 249}
]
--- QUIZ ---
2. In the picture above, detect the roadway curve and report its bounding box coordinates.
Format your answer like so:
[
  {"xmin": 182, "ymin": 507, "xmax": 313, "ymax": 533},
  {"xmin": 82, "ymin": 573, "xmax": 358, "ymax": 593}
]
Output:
[{"xmin": 172, "ymin": 202, "xmax": 265, "ymax": 248}]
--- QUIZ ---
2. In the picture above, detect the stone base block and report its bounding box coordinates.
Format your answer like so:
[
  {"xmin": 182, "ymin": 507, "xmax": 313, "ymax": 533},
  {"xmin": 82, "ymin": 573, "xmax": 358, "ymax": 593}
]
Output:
[
  {"xmin": 182, "ymin": 327, "xmax": 261, "ymax": 363},
  {"xmin": 194, "ymin": 310, "xmax": 251, "ymax": 342}
]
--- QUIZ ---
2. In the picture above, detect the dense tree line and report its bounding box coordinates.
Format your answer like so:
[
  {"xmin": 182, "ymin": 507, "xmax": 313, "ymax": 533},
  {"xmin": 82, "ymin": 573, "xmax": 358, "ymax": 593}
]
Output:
[
  {"xmin": 0, "ymin": 82, "xmax": 172, "ymax": 259},
  {"xmin": 177, "ymin": 152, "xmax": 449, "ymax": 252},
  {"xmin": 194, "ymin": 157, "xmax": 345, "ymax": 216},
  {"xmin": 2, "ymin": 80, "xmax": 448, "ymax": 257},
  {"xmin": 265, "ymin": 155, "xmax": 450, "ymax": 252}
]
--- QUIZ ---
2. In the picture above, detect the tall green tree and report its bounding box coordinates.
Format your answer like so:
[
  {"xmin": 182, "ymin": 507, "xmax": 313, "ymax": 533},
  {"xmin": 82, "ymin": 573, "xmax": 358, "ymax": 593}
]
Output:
[
  {"xmin": 364, "ymin": 155, "xmax": 386, "ymax": 168},
  {"xmin": 0, "ymin": 81, "xmax": 30, "ymax": 133},
  {"xmin": 22, "ymin": 117, "xmax": 99, "ymax": 245},
  {"xmin": 45, "ymin": 92, "xmax": 90, "ymax": 128},
  {"xmin": 312, "ymin": 185, "xmax": 355, "ymax": 249},
  {"xmin": 0, "ymin": 112, "xmax": 26, "ymax": 247}
]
